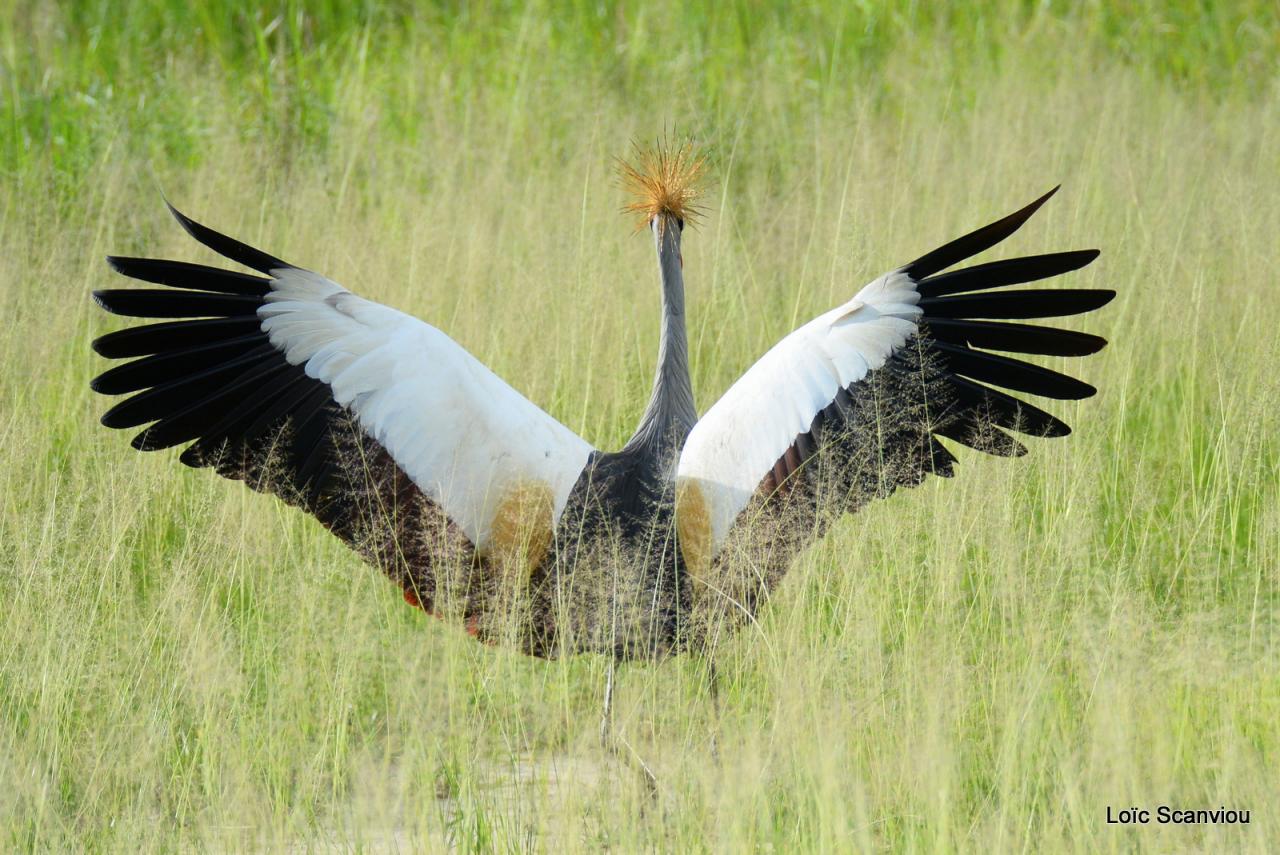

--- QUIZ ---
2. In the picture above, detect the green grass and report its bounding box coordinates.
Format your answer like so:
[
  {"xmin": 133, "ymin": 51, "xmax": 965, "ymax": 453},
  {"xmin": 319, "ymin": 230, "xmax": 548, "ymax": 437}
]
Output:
[{"xmin": 2, "ymin": 2, "xmax": 1278, "ymax": 851}]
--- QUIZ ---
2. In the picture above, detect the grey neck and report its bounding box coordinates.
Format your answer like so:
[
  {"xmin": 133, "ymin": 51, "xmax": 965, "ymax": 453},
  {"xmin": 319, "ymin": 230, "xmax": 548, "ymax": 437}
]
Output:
[{"xmin": 622, "ymin": 217, "xmax": 697, "ymax": 463}]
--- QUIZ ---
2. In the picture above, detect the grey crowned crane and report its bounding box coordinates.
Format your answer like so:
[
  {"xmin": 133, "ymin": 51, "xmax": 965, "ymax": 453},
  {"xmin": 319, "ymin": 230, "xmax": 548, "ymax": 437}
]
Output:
[{"xmin": 91, "ymin": 145, "xmax": 1112, "ymax": 667}]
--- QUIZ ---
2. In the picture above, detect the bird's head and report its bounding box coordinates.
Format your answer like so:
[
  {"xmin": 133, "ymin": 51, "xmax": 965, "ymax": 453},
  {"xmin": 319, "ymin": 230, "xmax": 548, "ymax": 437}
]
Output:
[{"xmin": 619, "ymin": 139, "xmax": 707, "ymax": 243}]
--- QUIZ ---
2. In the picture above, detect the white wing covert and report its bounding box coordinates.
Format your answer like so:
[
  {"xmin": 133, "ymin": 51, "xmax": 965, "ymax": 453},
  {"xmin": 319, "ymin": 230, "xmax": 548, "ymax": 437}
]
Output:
[
  {"xmin": 678, "ymin": 269, "xmax": 922, "ymax": 552},
  {"xmin": 259, "ymin": 268, "xmax": 592, "ymax": 547}
]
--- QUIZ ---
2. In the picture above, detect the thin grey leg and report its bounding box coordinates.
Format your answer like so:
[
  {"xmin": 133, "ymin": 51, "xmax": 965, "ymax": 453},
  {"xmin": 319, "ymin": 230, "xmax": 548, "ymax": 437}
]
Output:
[
  {"xmin": 600, "ymin": 656, "xmax": 616, "ymax": 749},
  {"xmin": 599, "ymin": 657, "xmax": 659, "ymax": 798},
  {"xmin": 706, "ymin": 656, "xmax": 722, "ymax": 762}
]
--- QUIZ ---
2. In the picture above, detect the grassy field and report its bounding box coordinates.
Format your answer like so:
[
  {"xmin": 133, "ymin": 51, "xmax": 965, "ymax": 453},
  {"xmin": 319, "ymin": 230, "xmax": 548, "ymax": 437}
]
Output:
[{"xmin": 2, "ymin": 2, "xmax": 1279, "ymax": 851}]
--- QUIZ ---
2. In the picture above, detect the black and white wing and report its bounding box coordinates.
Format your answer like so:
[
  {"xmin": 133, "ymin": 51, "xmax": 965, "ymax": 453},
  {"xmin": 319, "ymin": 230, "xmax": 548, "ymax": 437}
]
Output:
[
  {"xmin": 92, "ymin": 204, "xmax": 594, "ymax": 618},
  {"xmin": 675, "ymin": 188, "xmax": 1110, "ymax": 625}
]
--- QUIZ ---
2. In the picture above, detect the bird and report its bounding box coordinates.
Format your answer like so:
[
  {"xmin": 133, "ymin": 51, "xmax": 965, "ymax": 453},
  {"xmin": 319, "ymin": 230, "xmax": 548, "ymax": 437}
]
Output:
[{"xmin": 91, "ymin": 143, "xmax": 1112, "ymax": 668}]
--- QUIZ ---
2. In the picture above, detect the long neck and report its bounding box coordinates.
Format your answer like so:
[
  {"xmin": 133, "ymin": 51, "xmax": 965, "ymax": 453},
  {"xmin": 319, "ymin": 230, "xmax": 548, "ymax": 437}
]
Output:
[{"xmin": 623, "ymin": 217, "xmax": 697, "ymax": 461}]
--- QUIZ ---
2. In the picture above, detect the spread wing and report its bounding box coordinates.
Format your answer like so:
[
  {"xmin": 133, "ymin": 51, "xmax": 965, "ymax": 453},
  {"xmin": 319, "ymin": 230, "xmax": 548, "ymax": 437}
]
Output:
[
  {"xmin": 676, "ymin": 188, "xmax": 1110, "ymax": 628},
  {"xmin": 91, "ymin": 203, "xmax": 594, "ymax": 617}
]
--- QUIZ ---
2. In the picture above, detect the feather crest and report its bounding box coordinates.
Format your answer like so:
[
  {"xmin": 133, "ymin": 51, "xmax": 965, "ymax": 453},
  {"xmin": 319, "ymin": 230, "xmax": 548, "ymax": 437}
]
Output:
[{"xmin": 619, "ymin": 139, "xmax": 707, "ymax": 228}]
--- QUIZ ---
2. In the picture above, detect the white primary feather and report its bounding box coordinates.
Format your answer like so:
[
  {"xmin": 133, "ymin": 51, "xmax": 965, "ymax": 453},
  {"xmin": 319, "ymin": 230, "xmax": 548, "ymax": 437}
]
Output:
[
  {"xmin": 677, "ymin": 269, "xmax": 922, "ymax": 552},
  {"xmin": 258, "ymin": 268, "xmax": 594, "ymax": 550}
]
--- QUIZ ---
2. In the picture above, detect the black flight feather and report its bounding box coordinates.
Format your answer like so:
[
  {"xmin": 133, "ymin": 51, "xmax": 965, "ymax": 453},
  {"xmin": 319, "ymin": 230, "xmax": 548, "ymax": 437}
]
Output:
[
  {"xmin": 918, "ymin": 289, "xmax": 1116, "ymax": 320},
  {"xmin": 131, "ymin": 360, "xmax": 293, "ymax": 451},
  {"xmin": 93, "ymin": 289, "xmax": 262, "ymax": 319},
  {"xmin": 90, "ymin": 334, "xmax": 269, "ymax": 394},
  {"xmin": 106, "ymin": 257, "xmax": 272, "ymax": 296},
  {"xmin": 164, "ymin": 201, "xmax": 289, "ymax": 275},
  {"xmin": 100, "ymin": 345, "xmax": 276, "ymax": 429},
  {"xmin": 904, "ymin": 186, "xmax": 1059, "ymax": 280},
  {"xmin": 92, "ymin": 317, "xmax": 265, "ymax": 358},
  {"xmin": 933, "ymin": 343, "xmax": 1097, "ymax": 400},
  {"xmin": 924, "ymin": 319, "xmax": 1107, "ymax": 357},
  {"xmin": 949, "ymin": 377, "xmax": 1072, "ymax": 437},
  {"xmin": 935, "ymin": 417, "xmax": 1027, "ymax": 458},
  {"xmin": 916, "ymin": 249, "xmax": 1100, "ymax": 298}
]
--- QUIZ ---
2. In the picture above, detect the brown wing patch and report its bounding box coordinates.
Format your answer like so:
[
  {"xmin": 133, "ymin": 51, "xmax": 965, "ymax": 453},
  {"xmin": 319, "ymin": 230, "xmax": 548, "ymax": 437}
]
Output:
[
  {"xmin": 676, "ymin": 477, "xmax": 712, "ymax": 582},
  {"xmin": 485, "ymin": 479, "xmax": 555, "ymax": 579}
]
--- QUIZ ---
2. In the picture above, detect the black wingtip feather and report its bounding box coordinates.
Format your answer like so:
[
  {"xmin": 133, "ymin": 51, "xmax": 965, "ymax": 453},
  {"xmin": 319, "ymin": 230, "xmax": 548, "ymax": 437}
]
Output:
[
  {"xmin": 126, "ymin": 359, "xmax": 291, "ymax": 451},
  {"xmin": 91, "ymin": 317, "xmax": 265, "ymax": 358},
  {"xmin": 917, "ymin": 249, "xmax": 1101, "ymax": 298},
  {"xmin": 925, "ymin": 319, "xmax": 1109, "ymax": 357},
  {"xmin": 905, "ymin": 186, "xmax": 1060, "ymax": 280},
  {"xmin": 950, "ymin": 376, "xmax": 1073, "ymax": 438},
  {"xmin": 164, "ymin": 201, "xmax": 290, "ymax": 275},
  {"xmin": 937, "ymin": 420, "xmax": 1029, "ymax": 458},
  {"xmin": 106, "ymin": 256, "xmax": 272, "ymax": 296},
  {"xmin": 935, "ymin": 343, "xmax": 1097, "ymax": 400},
  {"xmin": 99, "ymin": 346, "xmax": 275, "ymax": 429},
  {"xmin": 89, "ymin": 334, "xmax": 269, "ymax": 395},
  {"xmin": 92, "ymin": 288, "xmax": 262, "ymax": 319},
  {"xmin": 919, "ymin": 288, "xmax": 1116, "ymax": 320}
]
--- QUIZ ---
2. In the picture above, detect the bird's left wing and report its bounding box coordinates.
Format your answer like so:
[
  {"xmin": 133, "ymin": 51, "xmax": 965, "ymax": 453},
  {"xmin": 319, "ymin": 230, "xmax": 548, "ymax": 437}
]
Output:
[
  {"xmin": 92, "ymin": 204, "xmax": 593, "ymax": 614},
  {"xmin": 675, "ymin": 188, "xmax": 1111, "ymax": 618}
]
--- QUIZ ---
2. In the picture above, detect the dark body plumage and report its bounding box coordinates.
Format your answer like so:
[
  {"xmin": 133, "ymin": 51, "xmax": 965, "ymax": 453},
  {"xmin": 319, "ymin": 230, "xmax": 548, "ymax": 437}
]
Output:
[{"xmin": 532, "ymin": 445, "xmax": 690, "ymax": 660}]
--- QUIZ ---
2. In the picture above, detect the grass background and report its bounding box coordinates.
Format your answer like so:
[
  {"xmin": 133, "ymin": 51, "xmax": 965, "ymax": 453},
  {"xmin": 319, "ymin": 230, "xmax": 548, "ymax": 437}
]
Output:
[{"xmin": 2, "ymin": 1, "xmax": 1279, "ymax": 850}]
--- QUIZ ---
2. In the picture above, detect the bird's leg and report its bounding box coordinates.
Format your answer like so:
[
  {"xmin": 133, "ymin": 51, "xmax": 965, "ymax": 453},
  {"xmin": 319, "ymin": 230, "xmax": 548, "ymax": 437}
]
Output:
[
  {"xmin": 705, "ymin": 655, "xmax": 722, "ymax": 762},
  {"xmin": 599, "ymin": 657, "xmax": 659, "ymax": 798},
  {"xmin": 599, "ymin": 655, "xmax": 616, "ymax": 749}
]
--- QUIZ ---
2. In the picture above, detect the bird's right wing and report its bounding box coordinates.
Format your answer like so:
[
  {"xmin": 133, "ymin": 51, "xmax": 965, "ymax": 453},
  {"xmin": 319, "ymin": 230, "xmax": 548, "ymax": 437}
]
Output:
[
  {"xmin": 91, "ymin": 204, "xmax": 594, "ymax": 616},
  {"xmin": 676, "ymin": 188, "xmax": 1110, "ymax": 626}
]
